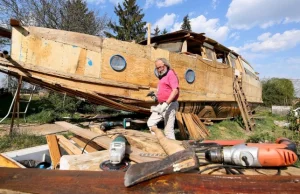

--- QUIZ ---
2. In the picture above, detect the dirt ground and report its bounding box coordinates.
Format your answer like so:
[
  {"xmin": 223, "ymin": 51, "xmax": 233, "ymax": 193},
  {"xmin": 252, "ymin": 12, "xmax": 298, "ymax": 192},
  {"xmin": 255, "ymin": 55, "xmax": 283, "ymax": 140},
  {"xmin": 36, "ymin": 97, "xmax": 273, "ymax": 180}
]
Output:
[{"xmin": 0, "ymin": 123, "xmax": 68, "ymax": 137}]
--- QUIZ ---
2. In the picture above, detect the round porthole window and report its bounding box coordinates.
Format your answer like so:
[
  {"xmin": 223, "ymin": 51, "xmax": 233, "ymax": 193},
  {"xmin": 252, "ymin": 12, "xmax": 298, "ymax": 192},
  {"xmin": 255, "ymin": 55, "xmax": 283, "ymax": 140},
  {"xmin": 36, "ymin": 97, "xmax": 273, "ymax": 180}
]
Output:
[
  {"xmin": 185, "ymin": 69, "xmax": 195, "ymax": 84},
  {"xmin": 110, "ymin": 55, "xmax": 126, "ymax": 72}
]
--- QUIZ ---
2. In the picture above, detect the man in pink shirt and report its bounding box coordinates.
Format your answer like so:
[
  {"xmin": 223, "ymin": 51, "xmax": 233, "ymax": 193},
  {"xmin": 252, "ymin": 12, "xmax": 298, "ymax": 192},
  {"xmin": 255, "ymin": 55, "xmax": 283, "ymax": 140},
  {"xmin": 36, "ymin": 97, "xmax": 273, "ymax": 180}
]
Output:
[{"xmin": 147, "ymin": 58, "xmax": 179, "ymax": 139}]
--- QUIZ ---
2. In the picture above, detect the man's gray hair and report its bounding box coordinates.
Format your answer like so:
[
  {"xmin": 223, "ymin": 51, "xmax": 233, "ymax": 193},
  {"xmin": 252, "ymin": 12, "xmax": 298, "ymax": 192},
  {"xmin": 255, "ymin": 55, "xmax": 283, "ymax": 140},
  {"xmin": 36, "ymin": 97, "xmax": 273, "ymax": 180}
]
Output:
[{"xmin": 156, "ymin": 58, "xmax": 171, "ymax": 68}]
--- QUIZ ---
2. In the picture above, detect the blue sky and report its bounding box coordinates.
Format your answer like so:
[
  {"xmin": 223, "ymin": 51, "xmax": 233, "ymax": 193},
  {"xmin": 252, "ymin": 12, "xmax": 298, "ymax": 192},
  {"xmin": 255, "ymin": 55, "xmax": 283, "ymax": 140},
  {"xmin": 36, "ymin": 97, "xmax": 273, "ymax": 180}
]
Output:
[{"xmin": 86, "ymin": 0, "xmax": 300, "ymax": 79}]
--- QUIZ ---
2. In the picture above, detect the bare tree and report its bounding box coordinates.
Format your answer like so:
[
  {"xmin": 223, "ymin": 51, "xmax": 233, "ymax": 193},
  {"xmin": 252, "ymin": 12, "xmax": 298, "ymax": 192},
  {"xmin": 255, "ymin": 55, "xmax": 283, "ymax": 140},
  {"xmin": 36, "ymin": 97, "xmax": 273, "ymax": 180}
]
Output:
[{"xmin": 0, "ymin": 0, "xmax": 108, "ymax": 35}]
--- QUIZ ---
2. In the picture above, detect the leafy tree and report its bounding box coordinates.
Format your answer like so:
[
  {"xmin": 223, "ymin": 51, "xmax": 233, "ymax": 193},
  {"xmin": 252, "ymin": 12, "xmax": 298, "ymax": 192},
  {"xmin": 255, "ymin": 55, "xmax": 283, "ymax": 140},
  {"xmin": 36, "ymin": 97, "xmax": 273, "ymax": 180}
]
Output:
[
  {"xmin": 161, "ymin": 28, "xmax": 168, "ymax": 35},
  {"xmin": 262, "ymin": 78, "xmax": 295, "ymax": 107},
  {"xmin": 60, "ymin": 0, "xmax": 103, "ymax": 35},
  {"xmin": 151, "ymin": 25, "xmax": 160, "ymax": 36},
  {"xmin": 105, "ymin": 0, "xmax": 146, "ymax": 42},
  {"xmin": 181, "ymin": 14, "xmax": 191, "ymax": 31}
]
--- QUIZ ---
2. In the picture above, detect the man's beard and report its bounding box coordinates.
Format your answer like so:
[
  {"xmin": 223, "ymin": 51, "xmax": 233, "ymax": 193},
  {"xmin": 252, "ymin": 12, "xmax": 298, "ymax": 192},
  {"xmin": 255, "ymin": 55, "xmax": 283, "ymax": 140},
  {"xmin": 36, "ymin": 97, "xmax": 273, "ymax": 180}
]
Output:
[{"xmin": 158, "ymin": 68, "xmax": 169, "ymax": 79}]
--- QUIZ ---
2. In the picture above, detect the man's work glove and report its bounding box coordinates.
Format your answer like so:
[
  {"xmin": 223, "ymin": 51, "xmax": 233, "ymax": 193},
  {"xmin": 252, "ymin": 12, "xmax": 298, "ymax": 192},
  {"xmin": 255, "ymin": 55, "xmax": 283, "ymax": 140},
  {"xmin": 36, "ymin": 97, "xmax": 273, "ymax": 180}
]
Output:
[
  {"xmin": 150, "ymin": 104, "xmax": 162, "ymax": 113},
  {"xmin": 159, "ymin": 102, "xmax": 169, "ymax": 114}
]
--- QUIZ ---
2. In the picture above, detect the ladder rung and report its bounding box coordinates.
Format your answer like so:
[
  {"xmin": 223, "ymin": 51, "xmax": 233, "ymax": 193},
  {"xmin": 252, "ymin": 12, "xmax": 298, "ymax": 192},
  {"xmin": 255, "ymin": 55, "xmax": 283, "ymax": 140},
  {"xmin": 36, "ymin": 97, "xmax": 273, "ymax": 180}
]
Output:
[{"xmin": 19, "ymin": 100, "xmax": 30, "ymax": 103}]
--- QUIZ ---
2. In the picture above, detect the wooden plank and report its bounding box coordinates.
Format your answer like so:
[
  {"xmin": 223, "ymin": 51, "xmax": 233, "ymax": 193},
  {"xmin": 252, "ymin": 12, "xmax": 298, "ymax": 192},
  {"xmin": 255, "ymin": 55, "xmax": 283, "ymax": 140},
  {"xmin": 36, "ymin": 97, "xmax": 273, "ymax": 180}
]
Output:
[
  {"xmin": 182, "ymin": 113, "xmax": 202, "ymax": 140},
  {"xmin": 181, "ymin": 113, "xmax": 196, "ymax": 139},
  {"xmin": 55, "ymin": 121, "xmax": 160, "ymax": 163},
  {"xmin": 0, "ymin": 26, "xmax": 11, "ymax": 39},
  {"xmin": 46, "ymin": 135, "xmax": 61, "ymax": 169},
  {"xmin": 59, "ymin": 150, "xmax": 110, "ymax": 171},
  {"xmin": 0, "ymin": 154, "xmax": 25, "ymax": 168},
  {"xmin": 71, "ymin": 135, "xmax": 103, "ymax": 153},
  {"xmin": 175, "ymin": 112, "xmax": 188, "ymax": 139},
  {"xmin": 56, "ymin": 135, "xmax": 82, "ymax": 155},
  {"xmin": 0, "ymin": 168, "xmax": 300, "ymax": 193},
  {"xmin": 191, "ymin": 114, "xmax": 209, "ymax": 136},
  {"xmin": 108, "ymin": 128, "xmax": 167, "ymax": 154}
]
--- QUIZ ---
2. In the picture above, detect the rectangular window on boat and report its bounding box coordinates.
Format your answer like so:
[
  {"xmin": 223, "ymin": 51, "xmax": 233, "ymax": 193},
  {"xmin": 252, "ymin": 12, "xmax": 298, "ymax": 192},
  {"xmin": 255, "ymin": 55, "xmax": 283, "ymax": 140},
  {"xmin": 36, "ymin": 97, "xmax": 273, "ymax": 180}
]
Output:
[
  {"xmin": 241, "ymin": 59, "xmax": 258, "ymax": 78},
  {"xmin": 203, "ymin": 42, "xmax": 215, "ymax": 60},
  {"xmin": 229, "ymin": 53, "xmax": 237, "ymax": 68},
  {"xmin": 157, "ymin": 41, "xmax": 183, "ymax": 52},
  {"xmin": 216, "ymin": 50, "xmax": 229, "ymax": 65}
]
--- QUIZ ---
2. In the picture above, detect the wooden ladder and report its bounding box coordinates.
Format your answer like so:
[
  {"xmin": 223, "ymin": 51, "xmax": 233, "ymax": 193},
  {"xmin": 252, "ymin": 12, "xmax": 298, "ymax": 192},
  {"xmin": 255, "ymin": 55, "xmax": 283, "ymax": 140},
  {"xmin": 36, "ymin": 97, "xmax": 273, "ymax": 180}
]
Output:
[{"xmin": 233, "ymin": 77, "xmax": 255, "ymax": 131}]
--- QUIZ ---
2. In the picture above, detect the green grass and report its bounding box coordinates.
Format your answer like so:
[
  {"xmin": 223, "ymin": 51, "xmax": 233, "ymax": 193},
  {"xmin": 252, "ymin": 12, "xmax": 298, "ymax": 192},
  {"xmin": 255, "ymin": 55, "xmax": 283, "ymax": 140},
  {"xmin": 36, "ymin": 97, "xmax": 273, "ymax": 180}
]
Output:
[
  {"xmin": 205, "ymin": 106, "xmax": 300, "ymax": 145},
  {"xmin": 0, "ymin": 132, "xmax": 46, "ymax": 152}
]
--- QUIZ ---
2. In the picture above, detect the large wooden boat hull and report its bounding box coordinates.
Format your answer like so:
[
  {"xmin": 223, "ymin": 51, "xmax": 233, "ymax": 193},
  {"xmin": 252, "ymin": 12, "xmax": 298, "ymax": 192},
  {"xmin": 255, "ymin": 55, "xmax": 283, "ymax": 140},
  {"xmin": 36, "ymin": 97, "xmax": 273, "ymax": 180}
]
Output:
[{"xmin": 0, "ymin": 24, "xmax": 262, "ymax": 118}]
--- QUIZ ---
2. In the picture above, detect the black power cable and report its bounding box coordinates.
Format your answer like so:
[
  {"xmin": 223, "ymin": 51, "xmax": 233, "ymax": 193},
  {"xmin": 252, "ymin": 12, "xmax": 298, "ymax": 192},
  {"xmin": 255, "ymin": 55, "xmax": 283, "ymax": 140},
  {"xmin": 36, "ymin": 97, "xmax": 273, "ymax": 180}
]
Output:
[{"xmin": 81, "ymin": 132, "xmax": 124, "ymax": 154}]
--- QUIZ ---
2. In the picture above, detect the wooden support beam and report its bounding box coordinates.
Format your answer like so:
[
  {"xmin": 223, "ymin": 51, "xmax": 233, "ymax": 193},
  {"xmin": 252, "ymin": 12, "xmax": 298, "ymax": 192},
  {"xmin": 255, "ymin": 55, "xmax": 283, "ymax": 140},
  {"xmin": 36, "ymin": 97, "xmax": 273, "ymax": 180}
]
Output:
[
  {"xmin": 147, "ymin": 23, "xmax": 151, "ymax": 45},
  {"xmin": 10, "ymin": 19, "xmax": 21, "ymax": 27},
  {"xmin": 56, "ymin": 135, "xmax": 82, "ymax": 155},
  {"xmin": 0, "ymin": 26, "xmax": 11, "ymax": 39},
  {"xmin": 46, "ymin": 135, "xmax": 61, "ymax": 169},
  {"xmin": 0, "ymin": 168, "xmax": 300, "ymax": 193}
]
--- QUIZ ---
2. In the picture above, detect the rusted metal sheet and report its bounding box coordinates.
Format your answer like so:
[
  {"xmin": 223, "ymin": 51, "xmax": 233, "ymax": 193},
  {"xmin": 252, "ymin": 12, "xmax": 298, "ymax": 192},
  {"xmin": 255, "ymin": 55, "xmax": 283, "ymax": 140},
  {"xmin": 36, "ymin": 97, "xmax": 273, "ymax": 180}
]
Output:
[{"xmin": 0, "ymin": 167, "xmax": 299, "ymax": 193}]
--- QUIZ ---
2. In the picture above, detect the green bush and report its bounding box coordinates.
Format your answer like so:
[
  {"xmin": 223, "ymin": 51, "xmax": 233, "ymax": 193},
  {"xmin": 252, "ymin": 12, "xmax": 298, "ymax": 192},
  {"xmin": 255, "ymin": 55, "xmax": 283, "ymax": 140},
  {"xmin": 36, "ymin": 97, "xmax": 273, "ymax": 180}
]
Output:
[
  {"xmin": 262, "ymin": 78, "xmax": 295, "ymax": 107},
  {"xmin": 247, "ymin": 132, "xmax": 276, "ymax": 143}
]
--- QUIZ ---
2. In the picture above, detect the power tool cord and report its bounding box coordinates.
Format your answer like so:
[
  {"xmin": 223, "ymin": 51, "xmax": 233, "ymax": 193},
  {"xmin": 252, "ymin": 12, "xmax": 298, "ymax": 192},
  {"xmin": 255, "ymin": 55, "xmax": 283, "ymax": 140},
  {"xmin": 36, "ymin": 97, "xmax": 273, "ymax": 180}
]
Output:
[
  {"xmin": 81, "ymin": 132, "xmax": 124, "ymax": 154},
  {"xmin": 198, "ymin": 164, "xmax": 283, "ymax": 175},
  {"xmin": 198, "ymin": 164, "xmax": 246, "ymax": 175}
]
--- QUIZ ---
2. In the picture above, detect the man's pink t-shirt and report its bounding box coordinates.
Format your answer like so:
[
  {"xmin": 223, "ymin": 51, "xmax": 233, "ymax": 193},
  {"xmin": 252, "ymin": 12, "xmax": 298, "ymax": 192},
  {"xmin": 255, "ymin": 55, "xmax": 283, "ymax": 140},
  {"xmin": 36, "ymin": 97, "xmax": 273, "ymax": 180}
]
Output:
[{"xmin": 157, "ymin": 70, "xmax": 179, "ymax": 103}]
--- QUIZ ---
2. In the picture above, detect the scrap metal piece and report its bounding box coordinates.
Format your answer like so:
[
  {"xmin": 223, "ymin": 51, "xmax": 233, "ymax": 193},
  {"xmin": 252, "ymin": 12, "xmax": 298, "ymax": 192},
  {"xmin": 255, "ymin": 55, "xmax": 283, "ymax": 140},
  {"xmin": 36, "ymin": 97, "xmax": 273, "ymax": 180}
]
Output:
[{"xmin": 124, "ymin": 149, "xmax": 199, "ymax": 187}]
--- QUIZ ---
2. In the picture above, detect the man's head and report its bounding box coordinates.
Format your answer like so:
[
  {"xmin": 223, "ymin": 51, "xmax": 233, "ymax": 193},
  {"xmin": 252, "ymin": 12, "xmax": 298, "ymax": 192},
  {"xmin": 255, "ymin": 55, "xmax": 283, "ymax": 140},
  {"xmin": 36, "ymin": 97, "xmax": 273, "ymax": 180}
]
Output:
[{"xmin": 155, "ymin": 58, "xmax": 170, "ymax": 77}]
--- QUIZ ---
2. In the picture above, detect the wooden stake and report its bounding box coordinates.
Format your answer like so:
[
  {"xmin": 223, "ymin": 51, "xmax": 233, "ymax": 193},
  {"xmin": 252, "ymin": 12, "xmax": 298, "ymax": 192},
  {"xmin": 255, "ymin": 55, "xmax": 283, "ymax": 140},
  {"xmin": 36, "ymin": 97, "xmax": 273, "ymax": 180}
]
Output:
[
  {"xmin": 147, "ymin": 23, "xmax": 151, "ymax": 45},
  {"xmin": 10, "ymin": 76, "xmax": 22, "ymax": 136}
]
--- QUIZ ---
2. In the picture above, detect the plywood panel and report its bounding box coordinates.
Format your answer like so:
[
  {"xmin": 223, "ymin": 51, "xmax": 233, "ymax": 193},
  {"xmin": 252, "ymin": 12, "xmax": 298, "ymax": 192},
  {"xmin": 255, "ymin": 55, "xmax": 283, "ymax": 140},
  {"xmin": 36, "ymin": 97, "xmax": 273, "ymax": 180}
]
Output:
[
  {"xmin": 103, "ymin": 38, "xmax": 150, "ymax": 59},
  {"xmin": 150, "ymin": 47, "xmax": 169, "ymax": 62},
  {"xmin": 27, "ymin": 26, "xmax": 103, "ymax": 53},
  {"xmin": 170, "ymin": 53, "xmax": 196, "ymax": 91},
  {"xmin": 84, "ymin": 50, "xmax": 101, "ymax": 78},
  {"xmin": 101, "ymin": 48, "xmax": 151, "ymax": 86},
  {"xmin": 11, "ymin": 27, "xmax": 26, "ymax": 62}
]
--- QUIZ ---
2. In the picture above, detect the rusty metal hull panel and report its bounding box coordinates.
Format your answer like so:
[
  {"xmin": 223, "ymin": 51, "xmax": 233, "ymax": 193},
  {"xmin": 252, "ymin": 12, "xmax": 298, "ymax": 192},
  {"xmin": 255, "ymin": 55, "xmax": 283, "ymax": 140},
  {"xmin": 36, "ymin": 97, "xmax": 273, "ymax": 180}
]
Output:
[{"xmin": 0, "ymin": 167, "xmax": 299, "ymax": 193}]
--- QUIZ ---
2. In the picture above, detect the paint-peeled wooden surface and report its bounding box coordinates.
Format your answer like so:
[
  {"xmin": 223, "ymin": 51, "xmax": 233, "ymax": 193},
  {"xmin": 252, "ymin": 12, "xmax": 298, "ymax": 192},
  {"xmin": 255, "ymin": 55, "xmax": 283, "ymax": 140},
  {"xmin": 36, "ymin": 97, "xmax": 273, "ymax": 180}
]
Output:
[{"xmin": 0, "ymin": 168, "xmax": 299, "ymax": 193}]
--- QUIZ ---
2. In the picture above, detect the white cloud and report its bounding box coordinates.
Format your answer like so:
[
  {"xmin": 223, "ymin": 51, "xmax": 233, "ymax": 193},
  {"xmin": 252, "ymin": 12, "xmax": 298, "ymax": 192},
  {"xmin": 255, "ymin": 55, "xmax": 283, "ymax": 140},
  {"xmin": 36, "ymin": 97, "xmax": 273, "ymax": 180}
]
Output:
[
  {"xmin": 171, "ymin": 15, "xmax": 229, "ymax": 42},
  {"xmin": 211, "ymin": 0, "xmax": 219, "ymax": 10},
  {"xmin": 286, "ymin": 56, "xmax": 300, "ymax": 65},
  {"xmin": 156, "ymin": 0, "xmax": 184, "ymax": 8},
  {"xmin": 86, "ymin": 0, "xmax": 106, "ymax": 4},
  {"xmin": 144, "ymin": 0, "xmax": 155, "ymax": 9},
  {"xmin": 257, "ymin": 32, "xmax": 271, "ymax": 41},
  {"xmin": 229, "ymin": 32, "xmax": 240, "ymax": 42},
  {"xmin": 153, "ymin": 13, "xmax": 177, "ymax": 32},
  {"xmin": 239, "ymin": 30, "xmax": 300, "ymax": 53},
  {"xmin": 226, "ymin": 0, "xmax": 300, "ymax": 29},
  {"xmin": 109, "ymin": 0, "xmax": 123, "ymax": 5}
]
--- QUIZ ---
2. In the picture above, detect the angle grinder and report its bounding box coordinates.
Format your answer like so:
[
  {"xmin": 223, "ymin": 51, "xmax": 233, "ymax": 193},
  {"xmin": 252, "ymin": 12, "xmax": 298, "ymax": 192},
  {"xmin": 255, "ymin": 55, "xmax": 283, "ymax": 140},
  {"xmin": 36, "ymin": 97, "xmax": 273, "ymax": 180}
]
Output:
[{"xmin": 100, "ymin": 134, "xmax": 130, "ymax": 171}]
